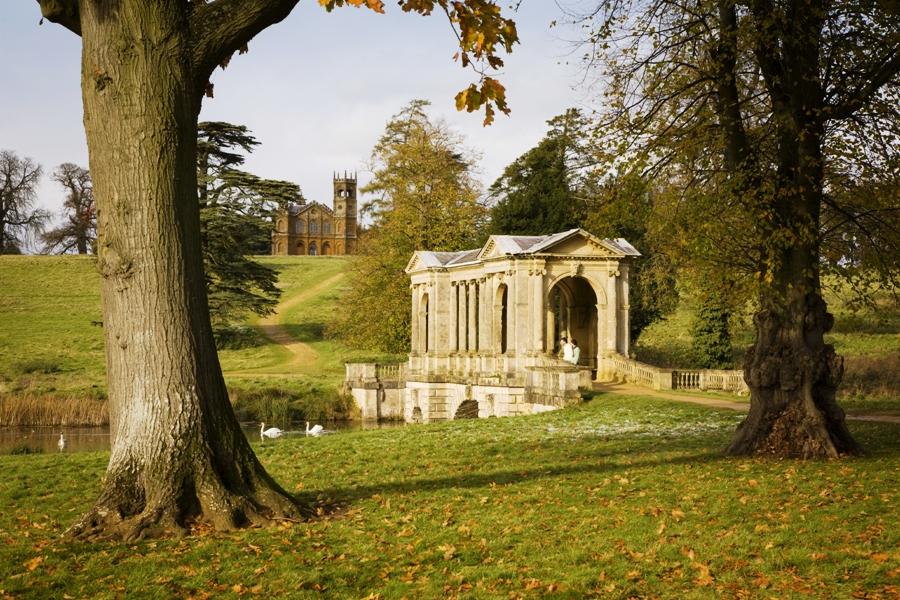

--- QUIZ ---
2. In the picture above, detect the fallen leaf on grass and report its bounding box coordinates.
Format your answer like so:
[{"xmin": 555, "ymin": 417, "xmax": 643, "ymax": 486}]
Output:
[
  {"xmin": 694, "ymin": 563, "xmax": 714, "ymax": 587},
  {"xmin": 24, "ymin": 556, "xmax": 43, "ymax": 572},
  {"xmin": 439, "ymin": 544, "xmax": 457, "ymax": 560},
  {"xmin": 870, "ymin": 552, "xmax": 890, "ymax": 563}
]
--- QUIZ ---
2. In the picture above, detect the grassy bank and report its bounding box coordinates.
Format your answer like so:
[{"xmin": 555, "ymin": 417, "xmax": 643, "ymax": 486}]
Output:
[
  {"xmin": 634, "ymin": 284, "xmax": 900, "ymax": 407},
  {"xmin": 0, "ymin": 394, "xmax": 897, "ymax": 598},
  {"xmin": 0, "ymin": 255, "xmax": 391, "ymax": 425}
]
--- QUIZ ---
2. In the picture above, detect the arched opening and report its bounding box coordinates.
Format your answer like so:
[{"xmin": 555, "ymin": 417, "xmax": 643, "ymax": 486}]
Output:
[
  {"xmin": 494, "ymin": 284, "xmax": 508, "ymax": 354},
  {"xmin": 322, "ymin": 242, "xmax": 331, "ymax": 255},
  {"xmin": 296, "ymin": 241, "xmax": 305, "ymax": 255},
  {"xmin": 454, "ymin": 399, "xmax": 479, "ymax": 419},
  {"xmin": 548, "ymin": 276, "xmax": 599, "ymax": 371},
  {"xmin": 309, "ymin": 242, "xmax": 317, "ymax": 256}
]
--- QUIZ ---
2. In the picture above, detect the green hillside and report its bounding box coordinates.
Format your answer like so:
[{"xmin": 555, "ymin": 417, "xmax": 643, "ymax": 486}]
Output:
[{"xmin": 0, "ymin": 255, "xmax": 402, "ymax": 419}]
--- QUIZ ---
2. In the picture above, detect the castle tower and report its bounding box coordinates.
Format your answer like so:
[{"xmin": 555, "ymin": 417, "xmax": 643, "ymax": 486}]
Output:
[{"xmin": 333, "ymin": 171, "xmax": 357, "ymax": 254}]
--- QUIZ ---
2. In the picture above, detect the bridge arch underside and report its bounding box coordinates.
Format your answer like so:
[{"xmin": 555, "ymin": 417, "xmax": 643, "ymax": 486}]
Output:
[{"xmin": 548, "ymin": 276, "xmax": 599, "ymax": 372}]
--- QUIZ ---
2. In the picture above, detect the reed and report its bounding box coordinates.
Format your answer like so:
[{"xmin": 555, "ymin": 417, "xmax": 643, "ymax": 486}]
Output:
[{"xmin": 0, "ymin": 393, "xmax": 109, "ymax": 426}]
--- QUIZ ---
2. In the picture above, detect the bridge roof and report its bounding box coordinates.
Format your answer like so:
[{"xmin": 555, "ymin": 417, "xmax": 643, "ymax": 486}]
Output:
[{"xmin": 406, "ymin": 228, "xmax": 640, "ymax": 274}]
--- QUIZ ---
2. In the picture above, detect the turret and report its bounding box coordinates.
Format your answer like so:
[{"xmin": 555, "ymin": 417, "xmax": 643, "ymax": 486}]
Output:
[{"xmin": 333, "ymin": 171, "xmax": 357, "ymax": 242}]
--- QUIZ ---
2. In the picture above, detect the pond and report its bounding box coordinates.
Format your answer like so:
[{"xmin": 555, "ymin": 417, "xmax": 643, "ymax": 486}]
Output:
[{"xmin": 0, "ymin": 420, "xmax": 405, "ymax": 455}]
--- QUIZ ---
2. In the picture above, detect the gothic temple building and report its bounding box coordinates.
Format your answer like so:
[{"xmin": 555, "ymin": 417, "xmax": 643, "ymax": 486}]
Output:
[{"xmin": 271, "ymin": 173, "xmax": 358, "ymax": 256}]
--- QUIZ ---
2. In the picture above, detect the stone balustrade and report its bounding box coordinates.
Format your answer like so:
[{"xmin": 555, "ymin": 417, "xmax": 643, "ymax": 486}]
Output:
[{"xmin": 600, "ymin": 353, "xmax": 748, "ymax": 394}]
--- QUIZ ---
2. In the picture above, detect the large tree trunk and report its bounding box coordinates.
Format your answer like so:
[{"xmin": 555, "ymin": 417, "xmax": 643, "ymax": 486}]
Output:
[
  {"xmin": 723, "ymin": 0, "xmax": 860, "ymax": 458},
  {"xmin": 70, "ymin": 1, "xmax": 304, "ymax": 540},
  {"xmin": 729, "ymin": 285, "xmax": 860, "ymax": 458}
]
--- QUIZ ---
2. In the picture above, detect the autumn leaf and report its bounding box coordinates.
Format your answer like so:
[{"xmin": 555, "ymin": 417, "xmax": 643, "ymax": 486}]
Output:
[
  {"xmin": 693, "ymin": 563, "xmax": 714, "ymax": 587},
  {"xmin": 24, "ymin": 556, "xmax": 44, "ymax": 572}
]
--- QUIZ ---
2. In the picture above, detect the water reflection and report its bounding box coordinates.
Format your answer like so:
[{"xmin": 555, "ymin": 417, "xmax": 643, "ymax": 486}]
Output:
[
  {"xmin": 0, "ymin": 420, "xmax": 405, "ymax": 455},
  {"xmin": 0, "ymin": 425, "xmax": 111, "ymax": 455}
]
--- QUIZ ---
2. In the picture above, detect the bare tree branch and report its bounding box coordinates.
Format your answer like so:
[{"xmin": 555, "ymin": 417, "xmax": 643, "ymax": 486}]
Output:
[
  {"xmin": 190, "ymin": 0, "xmax": 300, "ymax": 94},
  {"xmin": 36, "ymin": 0, "xmax": 81, "ymax": 35}
]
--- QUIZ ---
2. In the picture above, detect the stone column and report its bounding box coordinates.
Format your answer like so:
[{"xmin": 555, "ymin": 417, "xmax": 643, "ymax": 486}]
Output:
[
  {"xmin": 422, "ymin": 284, "xmax": 436, "ymax": 352},
  {"xmin": 531, "ymin": 268, "xmax": 544, "ymax": 353},
  {"xmin": 606, "ymin": 269, "xmax": 618, "ymax": 353},
  {"xmin": 449, "ymin": 282, "xmax": 458, "ymax": 354},
  {"xmin": 478, "ymin": 278, "xmax": 490, "ymax": 353},
  {"xmin": 410, "ymin": 284, "xmax": 419, "ymax": 354},
  {"xmin": 620, "ymin": 263, "xmax": 630, "ymax": 356},
  {"xmin": 458, "ymin": 283, "xmax": 468, "ymax": 352},
  {"xmin": 468, "ymin": 280, "xmax": 478, "ymax": 353}
]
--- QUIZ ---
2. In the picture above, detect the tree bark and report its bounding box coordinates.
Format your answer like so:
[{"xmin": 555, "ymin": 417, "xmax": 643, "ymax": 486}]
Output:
[{"xmin": 69, "ymin": 1, "xmax": 305, "ymax": 540}]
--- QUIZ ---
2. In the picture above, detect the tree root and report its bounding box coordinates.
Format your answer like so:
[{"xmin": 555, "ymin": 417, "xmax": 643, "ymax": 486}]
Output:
[{"xmin": 67, "ymin": 475, "xmax": 317, "ymax": 541}]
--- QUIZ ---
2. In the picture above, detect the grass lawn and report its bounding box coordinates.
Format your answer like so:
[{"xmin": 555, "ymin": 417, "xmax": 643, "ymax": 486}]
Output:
[
  {"xmin": 0, "ymin": 256, "xmax": 105, "ymax": 397},
  {"xmin": 1, "ymin": 394, "xmax": 897, "ymax": 598},
  {"xmin": 0, "ymin": 255, "xmax": 389, "ymax": 404}
]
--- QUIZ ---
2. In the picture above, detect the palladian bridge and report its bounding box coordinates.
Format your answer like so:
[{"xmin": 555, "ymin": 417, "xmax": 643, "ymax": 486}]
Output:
[{"xmin": 345, "ymin": 228, "xmax": 643, "ymax": 422}]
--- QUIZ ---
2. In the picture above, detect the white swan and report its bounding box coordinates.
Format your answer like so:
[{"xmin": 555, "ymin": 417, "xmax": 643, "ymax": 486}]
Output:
[
  {"xmin": 260, "ymin": 422, "xmax": 283, "ymax": 440},
  {"xmin": 58, "ymin": 433, "xmax": 67, "ymax": 452},
  {"xmin": 306, "ymin": 421, "xmax": 324, "ymax": 437}
]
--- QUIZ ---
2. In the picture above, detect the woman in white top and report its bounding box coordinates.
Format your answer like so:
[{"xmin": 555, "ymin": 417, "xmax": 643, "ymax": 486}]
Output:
[{"xmin": 561, "ymin": 337, "xmax": 573, "ymax": 362}]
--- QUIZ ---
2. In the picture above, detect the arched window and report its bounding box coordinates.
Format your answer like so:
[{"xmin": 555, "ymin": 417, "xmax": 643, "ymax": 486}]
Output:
[
  {"xmin": 323, "ymin": 221, "xmax": 331, "ymax": 234},
  {"xmin": 295, "ymin": 220, "xmax": 305, "ymax": 234},
  {"xmin": 309, "ymin": 221, "xmax": 319, "ymax": 234},
  {"xmin": 309, "ymin": 242, "xmax": 317, "ymax": 256}
]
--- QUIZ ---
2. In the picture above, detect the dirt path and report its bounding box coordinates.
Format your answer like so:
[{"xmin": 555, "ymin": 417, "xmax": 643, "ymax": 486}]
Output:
[
  {"xmin": 593, "ymin": 381, "xmax": 900, "ymax": 424},
  {"xmin": 225, "ymin": 272, "xmax": 346, "ymax": 377}
]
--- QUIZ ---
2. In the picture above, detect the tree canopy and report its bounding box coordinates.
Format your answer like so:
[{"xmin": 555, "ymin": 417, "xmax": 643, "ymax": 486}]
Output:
[
  {"xmin": 489, "ymin": 109, "xmax": 590, "ymax": 235},
  {"xmin": 576, "ymin": 0, "xmax": 900, "ymax": 457},
  {"xmin": 0, "ymin": 150, "xmax": 48, "ymax": 254},
  {"xmin": 42, "ymin": 163, "xmax": 96, "ymax": 255},
  {"xmin": 197, "ymin": 121, "xmax": 302, "ymax": 345},
  {"xmin": 333, "ymin": 100, "xmax": 487, "ymax": 352}
]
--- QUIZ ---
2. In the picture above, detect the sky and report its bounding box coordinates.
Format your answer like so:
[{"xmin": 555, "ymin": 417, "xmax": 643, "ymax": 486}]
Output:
[{"xmin": 0, "ymin": 2, "xmax": 598, "ymax": 237}]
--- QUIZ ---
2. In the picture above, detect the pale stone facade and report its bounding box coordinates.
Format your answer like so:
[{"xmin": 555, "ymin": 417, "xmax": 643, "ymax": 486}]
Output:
[{"xmin": 346, "ymin": 229, "xmax": 641, "ymax": 422}]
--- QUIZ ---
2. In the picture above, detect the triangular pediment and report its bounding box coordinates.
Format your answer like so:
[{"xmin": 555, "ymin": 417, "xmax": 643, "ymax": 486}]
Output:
[
  {"xmin": 405, "ymin": 253, "xmax": 423, "ymax": 273},
  {"xmin": 477, "ymin": 238, "xmax": 499, "ymax": 260},
  {"xmin": 531, "ymin": 229, "xmax": 640, "ymax": 257}
]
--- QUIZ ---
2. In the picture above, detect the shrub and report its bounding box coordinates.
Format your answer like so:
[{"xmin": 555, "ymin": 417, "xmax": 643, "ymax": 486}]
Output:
[
  {"xmin": 214, "ymin": 325, "xmax": 267, "ymax": 350},
  {"xmin": 229, "ymin": 385, "xmax": 354, "ymax": 427},
  {"xmin": 15, "ymin": 359, "xmax": 62, "ymax": 375}
]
